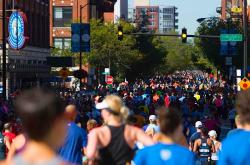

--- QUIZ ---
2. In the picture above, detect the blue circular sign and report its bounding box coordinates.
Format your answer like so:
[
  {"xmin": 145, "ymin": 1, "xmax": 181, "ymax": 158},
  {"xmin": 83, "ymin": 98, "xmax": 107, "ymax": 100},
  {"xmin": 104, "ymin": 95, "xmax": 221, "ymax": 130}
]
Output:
[{"xmin": 8, "ymin": 12, "xmax": 26, "ymax": 49}]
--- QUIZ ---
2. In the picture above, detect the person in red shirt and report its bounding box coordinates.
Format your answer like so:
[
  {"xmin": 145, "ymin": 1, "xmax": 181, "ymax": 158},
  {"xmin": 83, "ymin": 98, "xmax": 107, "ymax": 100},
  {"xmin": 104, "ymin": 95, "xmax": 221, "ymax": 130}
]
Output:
[
  {"xmin": 3, "ymin": 123, "xmax": 16, "ymax": 154},
  {"xmin": 164, "ymin": 93, "xmax": 170, "ymax": 108}
]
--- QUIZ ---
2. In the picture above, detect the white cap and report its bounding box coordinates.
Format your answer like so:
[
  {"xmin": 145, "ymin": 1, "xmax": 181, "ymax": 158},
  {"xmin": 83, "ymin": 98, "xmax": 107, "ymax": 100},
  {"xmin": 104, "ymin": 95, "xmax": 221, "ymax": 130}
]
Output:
[
  {"xmin": 96, "ymin": 100, "xmax": 110, "ymax": 110},
  {"xmin": 195, "ymin": 121, "xmax": 203, "ymax": 128},
  {"xmin": 208, "ymin": 130, "xmax": 217, "ymax": 137},
  {"xmin": 149, "ymin": 115, "xmax": 157, "ymax": 121}
]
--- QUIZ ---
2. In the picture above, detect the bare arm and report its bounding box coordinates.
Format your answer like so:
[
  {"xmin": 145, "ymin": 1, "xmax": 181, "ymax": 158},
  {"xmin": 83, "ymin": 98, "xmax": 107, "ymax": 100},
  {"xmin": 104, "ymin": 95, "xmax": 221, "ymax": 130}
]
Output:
[
  {"xmin": 134, "ymin": 127, "xmax": 154, "ymax": 146},
  {"xmin": 208, "ymin": 139, "xmax": 215, "ymax": 153},
  {"xmin": 4, "ymin": 137, "xmax": 11, "ymax": 150},
  {"xmin": 6, "ymin": 140, "xmax": 16, "ymax": 162},
  {"xmin": 193, "ymin": 140, "xmax": 199, "ymax": 153},
  {"xmin": 86, "ymin": 130, "xmax": 98, "ymax": 159}
]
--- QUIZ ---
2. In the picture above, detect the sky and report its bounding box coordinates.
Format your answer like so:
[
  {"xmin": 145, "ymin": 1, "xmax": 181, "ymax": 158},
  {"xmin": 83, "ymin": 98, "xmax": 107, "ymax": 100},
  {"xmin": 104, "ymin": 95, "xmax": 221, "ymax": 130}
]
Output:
[{"xmin": 164, "ymin": 0, "xmax": 221, "ymax": 34}]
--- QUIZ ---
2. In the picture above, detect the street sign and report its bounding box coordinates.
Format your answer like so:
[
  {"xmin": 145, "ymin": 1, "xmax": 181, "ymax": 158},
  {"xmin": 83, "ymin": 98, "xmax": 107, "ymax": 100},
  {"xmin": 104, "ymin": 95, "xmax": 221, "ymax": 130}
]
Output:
[
  {"xmin": 59, "ymin": 68, "xmax": 70, "ymax": 79},
  {"xmin": 239, "ymin": 77, "xmax": 250, "ymax": 90},
  {"xmin": 220, "ymin": 34, "xmax": 243, "ymax": 42},
  {"xmin": 106, "ymin": 75, "xmax": 113, "ymax": 85}
]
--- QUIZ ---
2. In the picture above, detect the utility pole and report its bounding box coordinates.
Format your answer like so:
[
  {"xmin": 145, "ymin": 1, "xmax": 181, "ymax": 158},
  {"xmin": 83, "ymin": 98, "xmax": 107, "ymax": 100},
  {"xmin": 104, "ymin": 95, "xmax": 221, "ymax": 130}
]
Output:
[
  {"xmin": 2, "ymin": 0, "xmax": 7, "ymax": 100},
  {"xmin": 79, "ymin": 5, "xmax": 83, "ymax": 90},
  {"xmin": 243, "ymin": 0, "xmax": 248, "ymax": 77}
]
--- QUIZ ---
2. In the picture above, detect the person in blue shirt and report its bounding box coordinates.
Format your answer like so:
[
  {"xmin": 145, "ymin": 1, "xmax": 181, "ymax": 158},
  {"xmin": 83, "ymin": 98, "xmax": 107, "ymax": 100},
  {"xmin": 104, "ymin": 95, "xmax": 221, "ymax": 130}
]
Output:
[
  {"xmin": 58, "ymin": 105, "xmax": 88, "ymax": 165},
  {"xmin": 133, "ymin": 107, "xmax": 195, "ymax": 165},
  {"xmin": 218, "ymin": 90, "xmax": 250, "ymax": 165}
]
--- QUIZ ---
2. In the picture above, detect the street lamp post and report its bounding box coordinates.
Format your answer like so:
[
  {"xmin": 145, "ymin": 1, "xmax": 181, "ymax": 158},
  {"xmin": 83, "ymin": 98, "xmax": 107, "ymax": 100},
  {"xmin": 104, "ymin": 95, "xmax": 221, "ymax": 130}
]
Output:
[
  {"xmin": 2, "ymin": 0, "xmax": 7, "ymax": 100},
  {"xmin": 242, "ymin": 0, "xmax": 248, "ymax": 76},
  {"xmin": 80, "ymin": 5, "xmax": 83, "ymax": 90},
  {"xmin": 79, "ymin": 4, "xmax": 90, "ymax": 90}
]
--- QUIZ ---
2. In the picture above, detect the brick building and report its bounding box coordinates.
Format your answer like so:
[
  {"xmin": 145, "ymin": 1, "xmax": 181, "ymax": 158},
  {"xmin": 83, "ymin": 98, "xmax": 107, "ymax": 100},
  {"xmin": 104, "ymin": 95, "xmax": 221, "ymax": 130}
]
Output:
[
  {"xmin": 135, "ymin": 6, "xmax": 159, "ymax": 31},
  {"xmin": 221, "ymin": 0, "xmax": 250, "ymax": 21},
  {"xmin": 50, "ymin": 0, "xmax": 116, "ymax": 49},
  {"xmin": 128, "ymin": 0, "xmax": 178, "ymax": 33}
]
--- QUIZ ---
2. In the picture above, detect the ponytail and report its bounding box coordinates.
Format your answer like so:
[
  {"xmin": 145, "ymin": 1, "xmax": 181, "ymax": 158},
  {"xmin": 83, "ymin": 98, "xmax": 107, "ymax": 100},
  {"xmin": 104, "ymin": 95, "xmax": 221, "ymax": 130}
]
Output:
[{"xmin": 120, "ymin": 106, "xmax": 129, "ymax": 120}]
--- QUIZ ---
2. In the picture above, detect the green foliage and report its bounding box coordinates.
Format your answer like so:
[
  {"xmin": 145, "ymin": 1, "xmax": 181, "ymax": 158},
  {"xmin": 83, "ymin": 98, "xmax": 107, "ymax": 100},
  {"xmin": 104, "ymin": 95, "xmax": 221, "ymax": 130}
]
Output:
[
  {"xmin": 52, "ymin": 19, "xmax": 213, "ymax": 81},
  {"xmin": 195, "ymin": 18, "xmax": 244, "ymax": 71}
]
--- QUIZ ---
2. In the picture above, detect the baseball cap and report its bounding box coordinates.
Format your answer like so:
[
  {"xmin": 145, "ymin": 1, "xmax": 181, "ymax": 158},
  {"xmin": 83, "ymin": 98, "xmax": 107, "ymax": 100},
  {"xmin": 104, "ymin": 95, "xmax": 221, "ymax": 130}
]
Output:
[
  {"xmin": 195, "ymin": 121, "xmax": 203, "ymax": 128},
  {"xmin": 149, "ymin": 115, "xmax": 157, "ymax": 121},
  {"xmin": 208, "ymin": 130, "xmax": 217, "ymax": 137}
]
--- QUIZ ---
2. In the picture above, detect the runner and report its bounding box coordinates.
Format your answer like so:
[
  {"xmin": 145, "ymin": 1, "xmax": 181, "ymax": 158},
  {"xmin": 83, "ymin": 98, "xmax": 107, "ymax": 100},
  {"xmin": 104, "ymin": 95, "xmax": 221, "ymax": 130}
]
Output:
[
  {"xmin": 58, "ymin": 104, "xmax": 88, "ymax": 165},
  {"xmin": 86, "ymin": 95, "xmax": 154, "ymax": 165},
  {"xmin": 4, "ymin": 87, "xmax": 69, "ymax": 165},
  {"xmin": 144, "ymin": 115, "xmax": 159, "ymax": 137},
  {"xmin": 3, "ymin": 123, "xmax": 16, "ymax": 154},
  {"xmin": 133, "ymin": 107, "xmax": 195, "ymax": 165},
  {"xmin": 208, "ymin": 130, "xmax": 221, "ymax": 164},
  {"xmin": 193, "ymin": 127, "xmax": 215, "ymax": 165},
  {"xmin": 86, "ymin": 119, "xmax": 98, "ymax": 133},
  {"xmin": 189, "ymin": 121, "xmax": 203, "ymax": 151},
  {"xmin": 218, "ymin": 90, "xmax": 250, "ymax": 165}
]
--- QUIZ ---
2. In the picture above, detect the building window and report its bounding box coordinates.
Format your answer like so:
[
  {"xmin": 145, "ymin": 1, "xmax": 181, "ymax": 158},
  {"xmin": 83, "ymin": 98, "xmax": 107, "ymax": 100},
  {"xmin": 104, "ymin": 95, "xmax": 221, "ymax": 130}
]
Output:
[
  {"xmin": 163, "ymin": 28, "xmax": 172, "ymax": 33},
  {"xmin": 163, "ymin": 8, "xmax": 174, "ymax": 14},
  {"xmin": 64, "ymin": 38, "xmax": 71, "ymax": 49},
  {"xmin": 53, "ymin": 7, "xmax": 72, "ymax": 27},
  {"xmin": 163, "ymin": 21, "xmax": 174, "ymax": 27},
  {"xmin": 149, "ymin": 7, "xmax": 158, "ymax": 13},
  {"xmin": 149, "ymin": 21, "xmax": 155, "ymax": 26},
  {"xmin": 163, "ymin": 15, "xmax": 172, "ymax": 20},
  {"xmin": 149, "ymin": 14, "xmax": 155, "ymax": 19},
  {"xmin": 53, "ymin": 38, "xmax": 71, "ymax": 49}
]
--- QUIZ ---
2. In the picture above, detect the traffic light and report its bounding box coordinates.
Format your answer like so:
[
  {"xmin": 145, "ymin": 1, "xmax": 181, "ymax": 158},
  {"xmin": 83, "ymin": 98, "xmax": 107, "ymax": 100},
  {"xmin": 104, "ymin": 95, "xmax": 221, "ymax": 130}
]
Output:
[
  {"xmin": 118, "ymin": 25, "xmax": 123, "ymax": 41},
  {"xmin": 181, "ymin": 28, "xmax": 187, "ymax": 43}
]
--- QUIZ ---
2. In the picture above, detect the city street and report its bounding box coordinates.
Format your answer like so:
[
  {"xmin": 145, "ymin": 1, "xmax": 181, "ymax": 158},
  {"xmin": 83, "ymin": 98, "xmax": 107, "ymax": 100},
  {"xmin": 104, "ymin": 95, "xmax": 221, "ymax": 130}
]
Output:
[{"xmin": 0, "ymin": 0, "xmax": 250, "ymax": 165}]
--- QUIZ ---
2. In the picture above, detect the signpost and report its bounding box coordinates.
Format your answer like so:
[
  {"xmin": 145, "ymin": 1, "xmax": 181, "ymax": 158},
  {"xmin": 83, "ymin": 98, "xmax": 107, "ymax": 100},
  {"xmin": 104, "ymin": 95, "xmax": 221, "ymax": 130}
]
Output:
[{"xmin": 220, "ymin": 34, "xmax": 243, "ymax": 42}]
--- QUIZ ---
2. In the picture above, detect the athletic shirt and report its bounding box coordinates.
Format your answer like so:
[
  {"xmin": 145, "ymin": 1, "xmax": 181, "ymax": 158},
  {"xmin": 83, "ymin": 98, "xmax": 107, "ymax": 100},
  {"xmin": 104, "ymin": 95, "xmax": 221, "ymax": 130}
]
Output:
[
  {"xmin": 0, "ymin": 133, "xmax": 5, "ymax": 160},
  {"xmin": 12, "ymin": 155, "xmax": 65, "ymax": 165},
  {"xmin": 198, "ymin": 138, "xmax": 211, "ymax": 158},
  {"xmin": 99, "ymin": 125, "xmax": 134, "ymax": 165}
]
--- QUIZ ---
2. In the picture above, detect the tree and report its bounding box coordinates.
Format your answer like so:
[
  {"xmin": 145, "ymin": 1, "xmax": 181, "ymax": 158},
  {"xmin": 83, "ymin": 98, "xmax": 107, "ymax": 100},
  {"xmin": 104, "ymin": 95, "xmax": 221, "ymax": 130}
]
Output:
[
  {"xmin": 86, "ymin": 19, "xmax": 140, "ymax": 81},
  {"xmin": 195, "ymin": 17, "xmax": 244, "ymax": 72}
]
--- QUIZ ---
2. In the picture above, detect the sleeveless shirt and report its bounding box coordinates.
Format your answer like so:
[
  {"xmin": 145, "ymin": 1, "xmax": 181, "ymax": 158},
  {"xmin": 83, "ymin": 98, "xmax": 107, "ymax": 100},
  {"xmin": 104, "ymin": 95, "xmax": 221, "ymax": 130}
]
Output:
[
  {"xmin": 99, "ymin": 125, "xmax": 134, "ymax": 165},
  {"xmin": 198, "ymin": 138, "xmax": 211, "ymax": 158}
]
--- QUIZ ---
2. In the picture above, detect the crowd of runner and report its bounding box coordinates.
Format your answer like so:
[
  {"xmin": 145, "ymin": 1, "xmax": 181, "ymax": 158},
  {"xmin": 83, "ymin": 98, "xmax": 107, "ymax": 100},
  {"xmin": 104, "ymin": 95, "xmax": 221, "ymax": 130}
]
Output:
[{"xmin": 0, "ymin": 71, "xmax": 249, "ymax": 165}]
